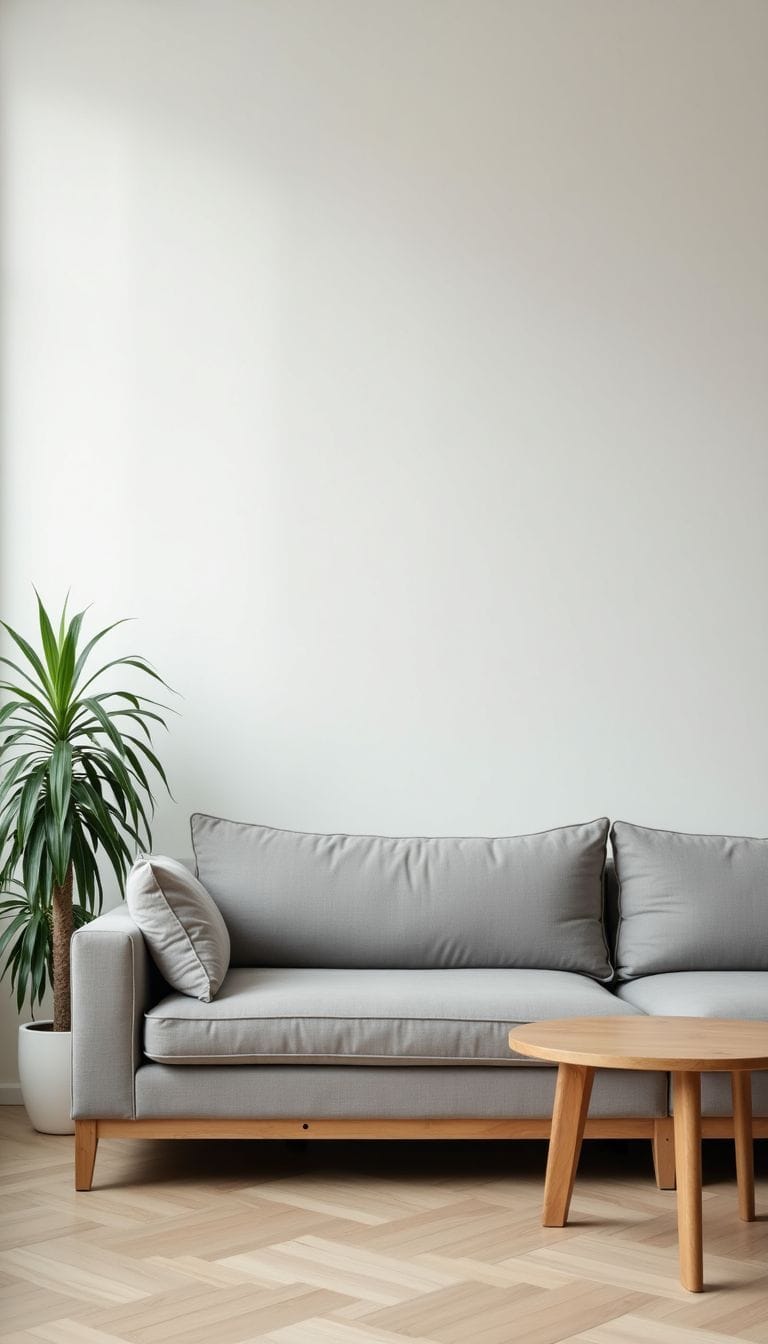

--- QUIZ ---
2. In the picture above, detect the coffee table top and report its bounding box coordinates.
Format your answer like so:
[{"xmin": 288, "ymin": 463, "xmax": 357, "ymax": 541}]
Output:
[{"xmin": 508, "ymin": 1017, "xmax": 768, "ymax": 1071}]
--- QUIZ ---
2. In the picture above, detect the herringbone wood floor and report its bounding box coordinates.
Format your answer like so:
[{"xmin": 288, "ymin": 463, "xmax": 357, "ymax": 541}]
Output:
[{"xmin": 1, "ymin": 1107, "xmax": 766, "ymax": 1343}]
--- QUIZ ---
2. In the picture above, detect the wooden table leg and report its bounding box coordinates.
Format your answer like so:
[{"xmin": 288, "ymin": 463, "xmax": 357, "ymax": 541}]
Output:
[
  {"xmin": 673, "ymin": 1071, "xmax": 703, "ymax": 1292},
  {"xmin": 732, "ymin": 1071, "xmax": 755, "ymax": 1222},
  {"xmin": 542, "ymin": 1063, "xmax": 594, "ymax": 1227}
]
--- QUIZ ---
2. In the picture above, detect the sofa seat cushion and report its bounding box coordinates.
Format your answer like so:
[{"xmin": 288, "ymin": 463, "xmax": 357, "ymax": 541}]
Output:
[
  {"xmin": 144, "ymin": 966, "xmax": 639, "ymax": 1066},
  {"xmin": 616, "ymin": 973, "xmax": 768, "ymax": 1119},
  {"xmin": 616, "ymin": 971, "xmax": 768, "ymax": 1018}
]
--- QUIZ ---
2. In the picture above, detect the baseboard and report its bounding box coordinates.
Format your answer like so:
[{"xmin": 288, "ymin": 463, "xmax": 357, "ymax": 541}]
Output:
[{"xmin": 0, "ymin": 1084, "xmax": 23, "ymax": 1105}]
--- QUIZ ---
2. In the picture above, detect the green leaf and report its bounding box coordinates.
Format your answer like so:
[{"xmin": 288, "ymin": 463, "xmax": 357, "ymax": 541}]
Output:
[
  {"xmin": 0, "ymin": 681, "xmax": 57, "ymax": 728},
  {"xmin": 120, "ymin": 657, "xmax": 174, "ymax": 689},
  {"xmin": 70, "ymin": 819, "xmax": 97, "ymax": 912},
  {"xmin": 34, "ymin": 590, "xmax": 60, "ymax": 688},
  {"xmin": 80, "ymin": 697, "xmax": 128, "ymax": 757},
  {"xmin": 122, "ymin": 735, "xmax": 173, "ymax": 797},
  {"xmin": 72, "ymin": 776, "xmax": 122, "ymax": 846},
  {"xmin": 57, "ymin": 591, "xmax": 70, "ymax": 646},
  {"xmin": 72, "ymin": 619, "xmax": 129, "ymax": 688},
  {"xmin": 0, "ymin": 801, "xmax": 21, "ymax": 857},
  {"xmin": 21, "ymin": 813, "xmax": 48, "ymax": 904},
  {"xmin": 79, "ymin": 654, "xmax": 174, "ymax": 698},
  {"xmin": 0, "ymin": 619, "xmax": 54, "ymax": 701},
  {"xmin": 91, "ymin": 758, "xmax": 128, "ymax": 827},
  {"xmin": 45, "ymin": 802, "xmax": 71, "ymax": 888},
  {"xmin": 72, "ymin": 780, "xmax": 131, "ymax": 893},
  {"xmin": 108, "ymin": 690, "xmax": 140, "ymax": 709},
  {"xmin": 0, "ymin": 908, "xmax": 31, "ymax": 959},
  {"xmin": 56, "ymin": 608, "xmax": 86, "ymax": 712},
  {"xmin": 0, "ymin": 832, "xmax": 23, "ymax": 888},
  {"xmin": 90, "ymin": 690, "xmax": 172, "ymax": 723},
  {"xmin": 78, "ymin": 745, "xmax": 154, "ymax": 842},
  {"xmin": 102, "ymin": 748, "xmax": 151, "ymax": 839},
  {"xmin": 37, "ymin": 848, "xmax": 52, "ymax": 914},
  {"xmin": 1, "ymin": 723, "xmax": 54, "ymax": 751},
  {"xmin": 14, "ymin": 921, "xmax": 37, "ymax": 1010},
  {"xmin": 30, "ymin": 916, "xmax": 48, "ymax": 1005},
  {"xmin": 49, "ymin": 740, "xmax": 73, "ymax": 832},
  {"xmin": 0, "ymin": 701, "xmax": 24, "ymax": 729},
  {"xmin": 0, "ymin": 932, "xmax": 23, "ymax": 986},
  {"xmin": 16, "ymin": 762, "xmax": 48, "ymax": 848},
  {"xmin": 122, "ymin": 741, "xmax": 154, "ymax": 800},
  {"xmin": 0, "ymin": 654, "xmax": 50, "ymax": 697},
  {"xmin": 76, "ymin": 777, "xmax": 143, "ymax": 852},
  {"xmin": 0, "ymin": 753, "xmax": 38, "ymax": 812},
  {"xmin": 97, "ymin": 708, "xmax": 154, "ymax": 741},
  {"xmin": 108, "ymin": 704, "xmax": 170, "ymax": 730}
]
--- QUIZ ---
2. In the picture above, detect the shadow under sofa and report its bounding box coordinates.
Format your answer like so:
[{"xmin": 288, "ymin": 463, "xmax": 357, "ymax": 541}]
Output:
[{"xmin": 70, "ymin": 815, "xmax": 768, "ymax": 1192}]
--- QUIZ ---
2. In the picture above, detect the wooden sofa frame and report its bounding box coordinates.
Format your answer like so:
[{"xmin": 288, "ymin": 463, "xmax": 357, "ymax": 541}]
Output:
[{"xmin": 74, "ymin": 1114, "xmax": 768, "ymax": 1193}]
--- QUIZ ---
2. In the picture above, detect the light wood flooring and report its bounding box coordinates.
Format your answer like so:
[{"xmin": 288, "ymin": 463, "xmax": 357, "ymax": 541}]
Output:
[{"xmin": 1, "ymin": 1107, "xmax": 766, "ymax": 1343}]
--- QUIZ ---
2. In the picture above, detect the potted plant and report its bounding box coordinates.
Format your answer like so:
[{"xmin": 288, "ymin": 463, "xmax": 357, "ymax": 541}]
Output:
[{"xmin": 0, "ymin": 594, "xmax": 172, "ymax": 1132}]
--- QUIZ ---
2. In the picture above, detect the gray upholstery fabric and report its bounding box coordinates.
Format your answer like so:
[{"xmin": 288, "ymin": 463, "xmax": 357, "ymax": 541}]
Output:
[
  {"xmin": 616, "ymin": 971, "xmax": 768, "ymax": 1019},
  {"xmin": 617, "ymin": 971, "xmax": 768, "ymax": 1118},
  {"xmin": 603, "ymin": 857, "xmax": 620, "ymax": 962},
  {"xmin": 191, "ymin": 814, "xmax": 612, "ymax": 978},
  {"xmin": 127, "ymin": 854, "xmax": 230, "ymax": 1002},
  {"xmin": 612, "ymin": 821, "xmax": 768, "ymax": 979},
  {"xmin": 144, "ymin": 966, "xmax": 639, "ymax": 1066},
  {"xmin": 71, "ymin": 905, "xmax": 162, "ymax": 1119},
  {"xmin": 135, "ymin": 1061, "xmax": 667, "ymax": 1119},
  {"xmin": 697, "ymin": 1073, "xmax": 768, "ymax": 1118}
]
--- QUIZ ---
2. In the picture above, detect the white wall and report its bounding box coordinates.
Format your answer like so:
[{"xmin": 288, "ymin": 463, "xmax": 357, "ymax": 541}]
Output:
[{"xmin": 1, "ymin": 0, "xmax": 767, "ymax": 1091}]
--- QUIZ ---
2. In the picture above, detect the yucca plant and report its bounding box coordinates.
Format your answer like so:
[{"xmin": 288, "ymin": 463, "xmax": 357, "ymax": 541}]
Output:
[{"xmin": 0, "ymin": 595, "xmax": 173, "ymax": 1031}]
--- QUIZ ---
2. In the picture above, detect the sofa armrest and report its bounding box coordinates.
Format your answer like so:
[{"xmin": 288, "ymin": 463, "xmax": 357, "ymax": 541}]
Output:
[{"xmin": 71, "ymin": 904, "xmax": 160, "ymax": 1119}]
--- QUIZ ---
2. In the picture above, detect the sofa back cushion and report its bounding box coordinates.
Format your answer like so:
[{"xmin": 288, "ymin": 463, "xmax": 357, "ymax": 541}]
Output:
[
  {"xmin": 603, "ymin": 856, "xmax": 620, "ymax": 962},
  {"xmin": 190, "ymin": 813, "xmax": 612, "ymax": 978},
  {"xmin": 612, "ymin": 820, "xmax": 768, "ymax": 980}
]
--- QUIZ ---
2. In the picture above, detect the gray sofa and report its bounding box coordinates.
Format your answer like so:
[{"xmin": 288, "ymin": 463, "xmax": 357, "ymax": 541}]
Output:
[{"xmin": 70, "ymin": 815, "xmax": 768, "ymax": 1191}]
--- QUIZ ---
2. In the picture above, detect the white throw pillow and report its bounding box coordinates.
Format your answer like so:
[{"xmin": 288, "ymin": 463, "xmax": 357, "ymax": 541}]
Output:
[{"xmin": 126, "ymin": 854, "xmax": 230, "ymax": 1001}]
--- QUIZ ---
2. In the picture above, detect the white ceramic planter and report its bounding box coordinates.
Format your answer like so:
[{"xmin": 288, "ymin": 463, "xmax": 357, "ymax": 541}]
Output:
[{"xmin": 18, "ymin": 1021, "xmax": 74, "ymax": 1135}]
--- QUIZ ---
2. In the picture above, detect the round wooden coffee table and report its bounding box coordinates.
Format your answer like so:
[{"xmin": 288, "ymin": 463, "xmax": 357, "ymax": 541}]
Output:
[{"xmin": 508, "ymin": 1016, "xmax": 768, "ymax": 1292}]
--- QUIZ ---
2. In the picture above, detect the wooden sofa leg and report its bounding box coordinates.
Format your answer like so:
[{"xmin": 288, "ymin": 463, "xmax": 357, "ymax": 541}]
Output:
[
  {"xmin": 75, "ymin": 1120, "xmax": 98, "ymax": 1191},
  {"xmin": 652, "ymin": 1117, "xmax": 676, "ymax": 1189}
]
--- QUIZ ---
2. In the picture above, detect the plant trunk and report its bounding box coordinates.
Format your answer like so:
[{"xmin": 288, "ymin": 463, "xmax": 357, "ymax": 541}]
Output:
[{"xmin": 52, "ymin": 864, "xmax": 73, "ymax": 1033}]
